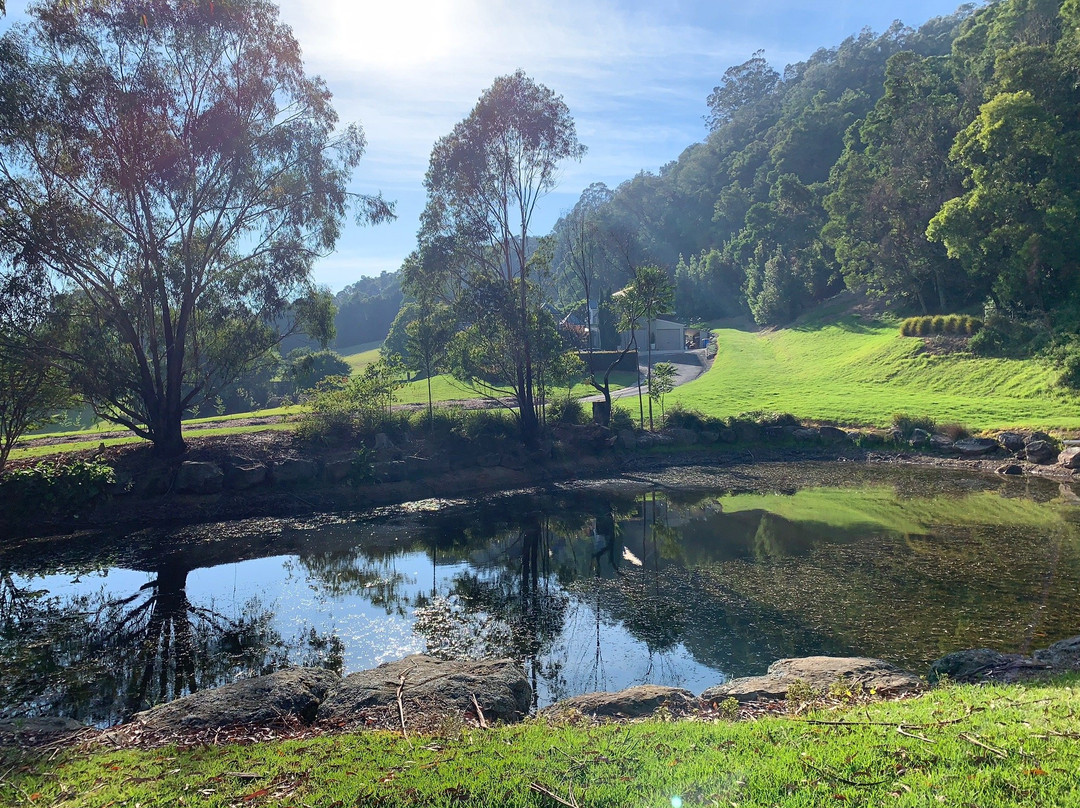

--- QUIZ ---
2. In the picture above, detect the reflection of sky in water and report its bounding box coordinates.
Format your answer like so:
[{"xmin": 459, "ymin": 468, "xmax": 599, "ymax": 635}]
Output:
[{"xmin": 17, "ymin": 552, "xmax": 724, "ymax": 707}]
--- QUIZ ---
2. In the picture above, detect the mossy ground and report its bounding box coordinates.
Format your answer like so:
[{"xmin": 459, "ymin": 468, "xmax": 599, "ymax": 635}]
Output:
[{"xmin": 5, "ymin": 677, "xmax": 1079, "ymax": 807}]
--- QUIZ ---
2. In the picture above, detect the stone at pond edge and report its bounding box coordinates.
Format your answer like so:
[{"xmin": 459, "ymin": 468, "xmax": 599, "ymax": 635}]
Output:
[
  {"xmin": 175, "ymin": 461, "xmax": 224, "ymax": 495},
  {"xmin": 1033, "ymin": 635, "xmax": 1080, "ymax": 670},
  {"xmin": 998, "ymin": 432, "xmax": 1027, "ymax": 453},
  {"xmin": 818, "ymin": 425, "xmax": 849, "ymax": 443},
  {"xmin": 701, "ymin": 657, "xmax": 924, "ymax": 704},
  {"xmin": 954, "ymin": 437, "xmax": 1000, "ymax": 456},
  {"xmin": 1058, "ymin": 447, "xmax": 1080, "ymax": 469},
  {"xmin": 996, "ymin": 464, "xmax": 1023, "ymax": 476},
  {"xmin": 928, "ymin": 649, "xmax": 1048, "ymax": 684},
  {"xmin": 544, "ymin": 686, "xmax": 698, "ymax": 719},
  {"xmin": 0, "ymin": 716, "xmax": 86, "ymax": 743},
  {"xmin": 316, "ymin": 655, "xmax": 531, "ymax": 725},
  {"xmin": 1026, "ymin": 440, "xmax": 1057, "ymax": 464},
  {"xmin": 133, "ymin": 668, "xmax": 339, "ymax": 731}
]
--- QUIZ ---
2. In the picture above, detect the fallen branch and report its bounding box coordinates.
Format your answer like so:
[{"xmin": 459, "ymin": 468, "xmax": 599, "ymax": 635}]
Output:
[
  {"xmin": 958, "ymin": 733, "xmax": 1008, "ymax": 759},
  {"xmin": 395, "ymin": 670, "xmax": 411, "ymax": 745},
  {"xmin": 528, "ymin": 782, "xmax": 580, "ymax": 808},
  {"xmin": 471, "ymin": 694, "xmax": 489, "ymax": 730},
  {"xmin": 799, "ymin": 760, "xmax": 889, "ymax": 786},
  {"xmin": 896, "ymin": 727, "xmax": 935, "ymax": 745}
]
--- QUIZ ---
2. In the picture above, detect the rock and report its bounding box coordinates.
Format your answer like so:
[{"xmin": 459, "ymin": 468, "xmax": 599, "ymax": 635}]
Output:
[
  {"xmin": 373, "ymin": 460, "xmax": 407, "ymax": 483},
  {"xmin": 763, "ymin": 426, "xmax": 788, "ymax": 442},
  {"xmin": 133, "ymin": 668, "xmax": 339, "ymax": 731},
  {"xmin": 996, "ymin": 464, "xmax": 1023, "ymax": 476},
  {"xmin": 1033, "ymin": 635, "xmax": 1080, "ymax": 670},
  {"xmin": 323, "ymin": 458, "xmax": 354, "ymax": 482},
  {"xmin": 859, "ymin": 431, "xmax": 886, "ymax": 447},
  {"xmin": 175, "ymin": 461, "xmax": 224, "ymax": 495},
  {"xmin": 374, "ymin": 433, "xmax": 402, "ymax": 461},
  {"xmin": 617, "ymin": 429, "xmax": 637, "ymax": 450},
  {"xmin": 476, "ymin": 453, "xmax": 502, "ymax": 468},
  {"xmin": 1028, "ymin": 431, "xmax": 1056, "ymax": 446},
  {"xmin": 717, "ymin": 428, "xmax": 738, "ymax": 444},
  {"xmin": 224, "ymin": 463, "xmax": 267, "ymax": 490},
  {"xmin": 793, "ymin": 428, "xmax": 820, "ymax": 441},
  {"xmin": 500, "ymin": 454, "xmax": 526, "ymax": 471},
  {"xmin": 0, "ymin": 716, "xmax": 86, "ymax": 742},
  {"xmin": 909, "ymin": 428, "xmax": 931, "ymax": 446},
  {"xmin": 999, "ymin": 432, "xmax": 1027, "ymax": 453},
  {"xmin": 930, "ymin": 434, "xmax": 955, "ymax": 449},
  {"xmin": 545, "ymin": 685, "xmax": 697, "ymax": 718},
  {"xmin": 272, "ymin": 458, "xmax": 319, "ymax": 485},
  {"xmin": 699, "ymin": 430, "xmax": 720, "ymax": 443},
  {"xmin": 665, "ymin": 428, "xmax": 699, "ymax": 445},
  {"xmin": 1058, "ymin": 447, "xmax": 1080, "ymax": 469},
  {"xmin": 701, "ymin": 656, "xmax": 923, "ymax": 704},
  {"xmin": 1026, "ymin": 440, "xmax": 1058, "ymax": 464},
  {"xmin": 317, "ymin": 655, "xmax": 531, "ymax": 725},
  {"xmin": 929, "ymin": 649, "xmax": 1047, "ymax": 684},
  {"xmin": 733, "ymin": 421, "xmax": 759, "ymax": 442},
  {"xmin": 954, "ymin": 437, "xmax": 1000, "ymax": 456},
  {"xmin": 818, "ymin": 426, "xmax": 849, "ymax": 443}
]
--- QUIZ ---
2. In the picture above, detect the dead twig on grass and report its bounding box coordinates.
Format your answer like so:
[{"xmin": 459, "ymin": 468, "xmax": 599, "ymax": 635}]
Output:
[
  {"xmin": 470, "ymin": 694, "xmax": 488, "ymax": 729},
  {"xmin": 529, "ymin": 781, "xmax": 580, "ymax": 808},
  {"xmin": 396, "ymin": 670, "xmax": 412, "ymax": 746},
  {"xmin": 958, "ymin": 733, "xmax": 1008, "ymax": 759},
  {"xmin": 800, "ymin": 758, "xmax": 888, "ymax": 788},
  {"xmin": 896, "ymin": 727, "xmax": 935, "ymax": 745}
]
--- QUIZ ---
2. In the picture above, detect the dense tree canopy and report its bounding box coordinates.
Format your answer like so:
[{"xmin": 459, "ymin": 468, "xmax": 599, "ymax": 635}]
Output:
[{"xmin": 0, "ymin": 0, "xmax": 390, "ymax": 456}]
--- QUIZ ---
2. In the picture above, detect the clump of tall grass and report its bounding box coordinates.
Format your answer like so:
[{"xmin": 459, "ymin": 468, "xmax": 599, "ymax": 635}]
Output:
[{"xmin": 900, "ymin": 315, "xmax": 981, "ymax": 337}]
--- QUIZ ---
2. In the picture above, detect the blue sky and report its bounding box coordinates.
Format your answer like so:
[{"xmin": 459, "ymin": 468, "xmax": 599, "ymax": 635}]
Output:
[{"xmin": 1, "ymin": 0, "xmax": 975, "ymax": 290}]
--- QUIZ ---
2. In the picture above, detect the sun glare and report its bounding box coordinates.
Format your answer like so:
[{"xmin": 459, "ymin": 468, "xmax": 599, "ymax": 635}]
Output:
[{"xmin": 295, "ymin": 0, "xmax": 463, "ymax": 71}]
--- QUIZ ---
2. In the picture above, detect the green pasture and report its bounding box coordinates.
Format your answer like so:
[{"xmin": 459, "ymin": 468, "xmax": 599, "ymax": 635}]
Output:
[{"xmin": 672, "ymin": 316, "xmax": 1080, "ymax": 431}]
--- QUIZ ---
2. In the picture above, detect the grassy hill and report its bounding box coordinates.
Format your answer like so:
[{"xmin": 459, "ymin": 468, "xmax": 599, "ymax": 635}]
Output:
[{"xmin": 671, "ymin": 313, "xmax": 1080, "ymax": 432}]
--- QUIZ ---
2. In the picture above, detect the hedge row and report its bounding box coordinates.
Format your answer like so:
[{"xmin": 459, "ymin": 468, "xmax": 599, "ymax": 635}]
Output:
[{"xmin": 899, "ymin": 315, "xmax": 982, "ymax": 337}]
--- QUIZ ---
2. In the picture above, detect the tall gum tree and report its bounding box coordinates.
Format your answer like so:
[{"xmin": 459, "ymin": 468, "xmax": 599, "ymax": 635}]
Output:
[
  {"xmin": 419, "ymin": 70, "xmax": 584, "ymax": 447},
  {"xmin": 0, "ymin": 0, "xmax": 392, "ymax": 456}
]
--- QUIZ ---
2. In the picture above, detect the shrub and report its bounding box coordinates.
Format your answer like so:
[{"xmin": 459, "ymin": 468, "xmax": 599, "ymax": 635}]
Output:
[
  {"xmin": 931, "ymin": 315, "xmax": 946, "ymax": 333},
  {"xmin": 899, "ymin": 318, "xmax": 916, "ymax": 337},
  {"xmin": 938, "ymin": 422, "xmax": 969, "ymax": 440},
  {"xmin": 737, "ymin": 411, "xmax": 800, "ymax": 427},
  {"xmin": 0, "ymin": 459, "xmax": 114, "ymax": 519},
  {"xmin": 944, "ymin": 314, "xmax": 960, "ymax": 333},
  {"xmin": 892, "ymin": 413, "xmax": 936, "ymax": 437},
  {"xmin": 610, "ymin": 407, "xmax": 635, "ymax": 432},
  {"xmin": 969, "ymin": 313, "xmax": 1046, "ymax": 358},
  {"xmin": 547, "ymin": 396, "xmax": 587, "ymax": 426},
  {"xmin": 899, "ymin": 315, "xmax": 983, "ymax": 338}
]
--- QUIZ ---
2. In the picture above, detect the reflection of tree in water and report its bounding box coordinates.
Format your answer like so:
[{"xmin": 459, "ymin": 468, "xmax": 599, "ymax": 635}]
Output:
[
  {"xmin": 413, "ymin": 514, "xmax": 570, "ymax": 706},
  {"xmin": 0, "ymin": 562, "xmax": 340, "ymax": 725},
  {"xmin": 295, "ymin": 549, "xmax": 411, "ymax": 616}
]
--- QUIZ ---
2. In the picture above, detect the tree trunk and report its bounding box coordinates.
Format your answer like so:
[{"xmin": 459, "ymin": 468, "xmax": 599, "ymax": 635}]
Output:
[
  {"xmin": 646, "ymin": 319, "xmax": 654, "ymax": 431},
  {"xmin": 152, "ymin": 408, "xmax": 187, "ymax": 457}
]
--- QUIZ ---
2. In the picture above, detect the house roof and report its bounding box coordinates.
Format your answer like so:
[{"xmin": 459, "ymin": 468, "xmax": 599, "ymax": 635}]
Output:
[{"xmin": 651, "ymin": 319, "xmax": 684, "ymax": 329}]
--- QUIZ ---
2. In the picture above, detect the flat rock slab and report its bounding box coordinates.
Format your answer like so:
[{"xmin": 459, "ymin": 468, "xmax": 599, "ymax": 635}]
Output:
[
  {"xmin": 702, "ymin": 656, "xmax": 924, "ymax": 703},
  {"xmin": 0, "ymin": 716, "xmax": 86, "ymax": 744},
  {"xmin": 544, "ymin": 685, "xmax": 697, "ymax": 718},
  {"xmin": 929, "ymin": 648, "xmax": 1049, "ymax": 683},
  {"xmin": 317, "ymin": 655, "xmax": 531, "ymax": 725},
  {"xmin": 134, "ymin": 668, "xmax": 339, "ymax": 731},
  {"xmin": 954, "ymin": 438, "xmax": 1000, "ymax": 456}
]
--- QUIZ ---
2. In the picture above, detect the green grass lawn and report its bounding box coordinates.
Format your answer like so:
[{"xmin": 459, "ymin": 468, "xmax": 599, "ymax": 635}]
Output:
[
  {"xmin": 6, "ymin": 677, "xmax": 1079, "ymax": 807},
  {"xmin": 394, "ymin": 372, "xmax": 636, "ymax": 406},
  {"xmin": 341, "ymin": 346, "xmax": 383, "ymax": 374},
  {"xmin": 672, "ymin": 316, "xmax": 1080, "ymax": 431}
]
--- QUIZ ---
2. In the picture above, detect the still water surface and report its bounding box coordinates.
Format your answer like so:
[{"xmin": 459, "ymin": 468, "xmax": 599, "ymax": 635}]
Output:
[{"xmin": 3, "ymin": 463, "xmax": 1080, "ymax": 725}]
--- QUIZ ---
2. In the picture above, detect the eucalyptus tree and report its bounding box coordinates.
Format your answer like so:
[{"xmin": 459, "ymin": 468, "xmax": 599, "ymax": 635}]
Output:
[
  {"xmin": 420, "ymin": 70, "xmax": 584, "ymax": 446},
  {"xmin": 0, "ymin": 0, "xmax": 391, "ymax": 457},
  {"xmin": 625, "ymin": 266, "xmax": 674, "ymax": 431}
]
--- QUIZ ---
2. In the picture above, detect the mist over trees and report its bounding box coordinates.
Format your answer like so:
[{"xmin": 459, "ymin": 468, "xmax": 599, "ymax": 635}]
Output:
[{"xmin": 545, "ymin": 0, "xmax": 1080, "ymax": 350}]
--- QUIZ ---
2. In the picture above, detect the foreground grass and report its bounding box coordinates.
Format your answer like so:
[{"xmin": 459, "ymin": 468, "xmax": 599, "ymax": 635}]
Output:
[
  {"xmin": 673, "ymin": 316, "xmax": 1080, "ymax": 431},
  {"xmin": 5, "ymin": 678, "xmax": 1079, "ymax": 807}
]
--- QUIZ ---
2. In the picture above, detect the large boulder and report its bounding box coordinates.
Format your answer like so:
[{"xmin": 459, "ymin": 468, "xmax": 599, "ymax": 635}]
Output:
[
  {"xmin": 701, "ymin": 656, "xmax": 923, "ymax": 704},
  {"xmin": 1026, "ymin": 440, "xmax": 1058, "ymax": 464},
  {"xmin": 224, "ymin": 463, "xmax": 267, "ymax": 491},
  {"xmin": 998, "ymin": 432, "xmax": 1027, "ymax": 453},
  {"xmin": 818, "ymin": 426, "xmax": 850, "ymax": 443},
  {"xmin": 930, "ymin": 434, "xmax": 955, "ymax": 449},
  {"xmin": 544, "ymin": 685, "xmax": 697, "ymax": 719},
  {"xmin": 954, "ymin": 437, "xmax": 1000, "ymax": 456},
  {"xmin": 1033, "ymin": 635, "xmax": 1080, "ymax": 671},
  {"xmin": 929, "ymin": 649, "xmax": 1048, "ymax": 683},
  {"xmin": 271, "ymin": 458, "xmax": 319, "ymax": 485},
  {"xmin": 317, "ymin": 655, "xmax": 531, "ymax": 725},
  {"xmin": 0, "ymin": 716, "xmax": 86, "ymax": 744},
  {"xmin": 1058, "ymin": 447, "xmax": 1080, "ymax": 469},
  {"xmin": 133, "ymin": 668, "xmax": 339, "ymax": 731},
  {"xmin": 175, "ymin": 461, "xmax": 224, "ymax": 495}
]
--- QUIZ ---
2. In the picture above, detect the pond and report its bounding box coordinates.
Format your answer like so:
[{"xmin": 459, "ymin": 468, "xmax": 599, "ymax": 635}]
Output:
[{"xmin": 3, "ymin": 463, "xmax": 1080, "ymax": 726}]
